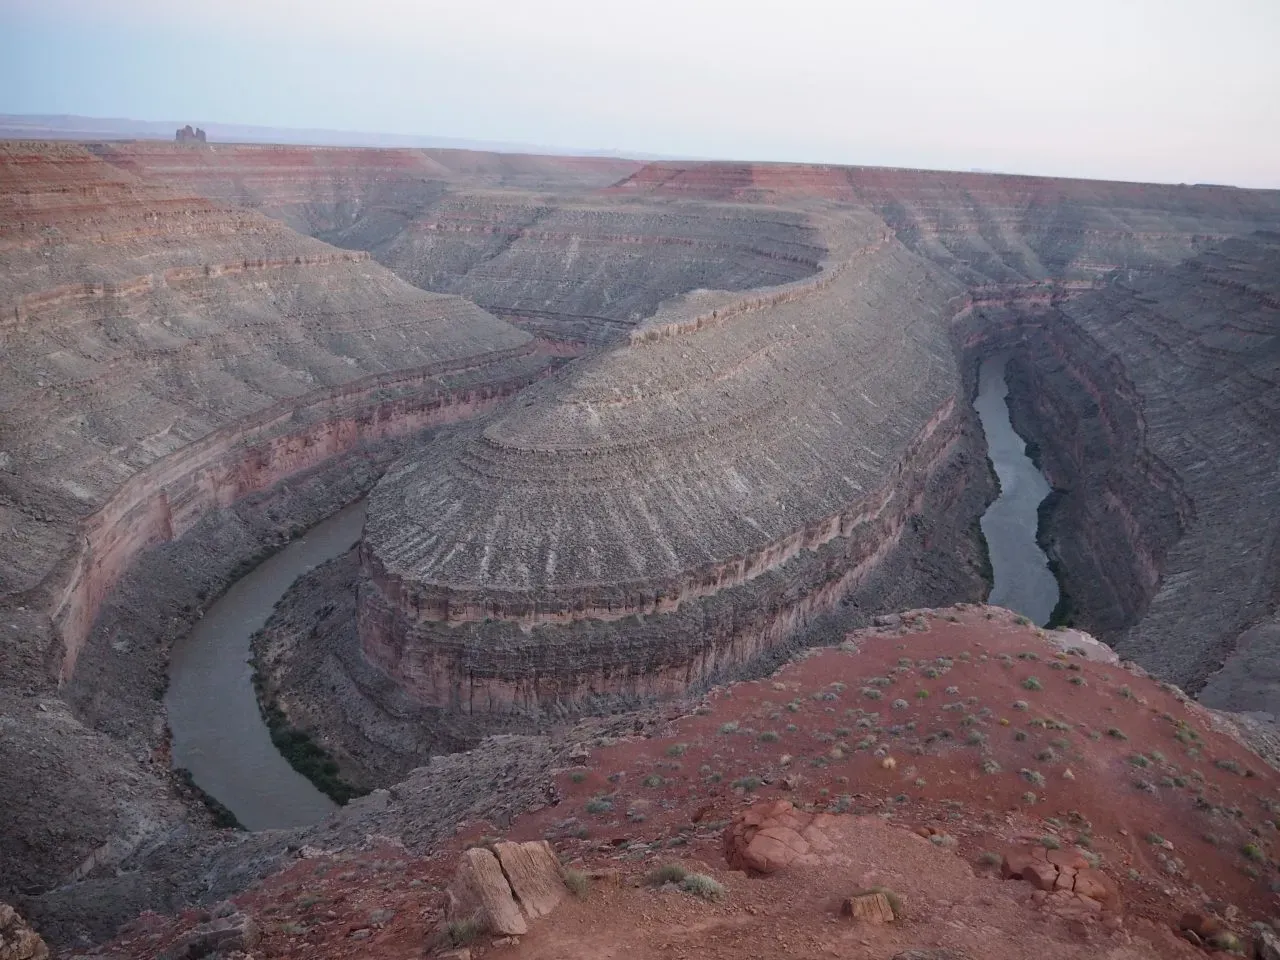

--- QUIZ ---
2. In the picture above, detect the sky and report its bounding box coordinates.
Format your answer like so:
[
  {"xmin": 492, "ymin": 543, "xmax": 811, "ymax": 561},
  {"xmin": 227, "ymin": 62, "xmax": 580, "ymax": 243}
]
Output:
[{"xmin": 1, "ymin": 0, "xmax": 1277, "ymax": 187}]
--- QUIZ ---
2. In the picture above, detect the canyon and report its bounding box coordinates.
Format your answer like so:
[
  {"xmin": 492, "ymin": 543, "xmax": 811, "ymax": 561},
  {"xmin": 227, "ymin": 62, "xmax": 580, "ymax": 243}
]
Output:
[{"xmin": 1, "ymin": 139, "xmax": 1280, "ymax": 955}]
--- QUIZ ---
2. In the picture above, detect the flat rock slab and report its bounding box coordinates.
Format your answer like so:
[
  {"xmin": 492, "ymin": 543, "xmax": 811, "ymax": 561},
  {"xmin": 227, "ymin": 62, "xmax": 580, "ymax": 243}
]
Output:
[
  {"xmin": 841, "ymin": 892, "xmax": 896, "ymax": 923},
  {"xmin": 493, "ymin": 840, "xmax": 567, "ymax": 920},
  {"xmin": 448, "ymin": 847, "xmax": 527, "ymax": 936}
]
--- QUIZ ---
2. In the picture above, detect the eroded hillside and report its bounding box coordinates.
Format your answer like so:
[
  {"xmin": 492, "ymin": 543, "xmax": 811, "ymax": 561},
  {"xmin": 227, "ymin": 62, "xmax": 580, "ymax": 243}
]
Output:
[
  {"xmin": 2, "ymin": 143, "xmax": 1280, "ymax": 959},
  {"xmin": 63, "ymin": 608, "xmax": 1280, "ymax": 960}
]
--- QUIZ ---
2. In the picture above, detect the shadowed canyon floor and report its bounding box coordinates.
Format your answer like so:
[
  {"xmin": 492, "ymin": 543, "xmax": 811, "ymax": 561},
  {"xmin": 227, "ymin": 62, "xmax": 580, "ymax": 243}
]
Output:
[{"xmin": 2, "ymin": 142, "xmax": 1280, "ymax": 957}]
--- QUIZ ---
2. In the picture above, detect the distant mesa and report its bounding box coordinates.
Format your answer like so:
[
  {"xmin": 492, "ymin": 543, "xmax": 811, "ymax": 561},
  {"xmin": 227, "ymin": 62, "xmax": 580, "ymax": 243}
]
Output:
[{"xmin": 174, "ymin": 124, "xmax": 207, "ymax": 144}]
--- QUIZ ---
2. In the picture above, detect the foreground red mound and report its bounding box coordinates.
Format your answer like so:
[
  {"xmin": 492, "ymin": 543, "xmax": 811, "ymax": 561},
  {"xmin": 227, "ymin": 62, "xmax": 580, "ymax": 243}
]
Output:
[{"xmin": 89, "ymin": 605, "xmax": 1280, "ymax": 959}]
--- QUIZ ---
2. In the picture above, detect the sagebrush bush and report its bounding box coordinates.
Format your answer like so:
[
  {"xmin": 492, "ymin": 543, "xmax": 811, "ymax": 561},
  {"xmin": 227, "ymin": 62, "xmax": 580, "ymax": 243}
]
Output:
[
  {"xmin": 681, "ymin": 873, "xmax": 726, "ymax": 901},
  {"xmin": 562, "ymin": 868, "xmax": 590, "ymax": 898}
]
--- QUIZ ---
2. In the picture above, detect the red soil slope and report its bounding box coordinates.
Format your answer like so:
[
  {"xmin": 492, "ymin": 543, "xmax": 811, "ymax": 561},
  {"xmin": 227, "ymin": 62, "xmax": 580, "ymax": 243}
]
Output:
[{"xmin": 93, "ymin": 606, "xmax": 1280, "ymax": 958}]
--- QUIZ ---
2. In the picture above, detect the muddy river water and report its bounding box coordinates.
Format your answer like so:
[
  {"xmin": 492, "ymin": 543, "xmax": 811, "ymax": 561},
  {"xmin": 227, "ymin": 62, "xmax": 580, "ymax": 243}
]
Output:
[
  {"xmin": 167, "ymin": 356, "xmax": 1057, "ymax": 828},
  {"xmin": 166, "ymin": 500, "xmax": 366, "ymax": 829},
  {"xmin": 973, "ymin": 355, "xmax": 1060, "ymax": 625}
]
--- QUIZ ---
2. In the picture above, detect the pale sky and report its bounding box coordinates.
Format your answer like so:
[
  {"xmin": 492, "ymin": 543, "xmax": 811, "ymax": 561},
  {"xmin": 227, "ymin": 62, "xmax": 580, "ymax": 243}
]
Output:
[{"xmin": 2, "ymin": 0, "xmax": 1277, "ymax": 187}]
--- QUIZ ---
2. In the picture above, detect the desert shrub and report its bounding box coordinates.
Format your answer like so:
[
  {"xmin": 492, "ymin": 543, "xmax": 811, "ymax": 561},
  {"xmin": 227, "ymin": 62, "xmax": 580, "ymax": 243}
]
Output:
[
  {"xmin": 646, "ymin": 863, "xmax": 688, "ymax": 885},
  {"xmin": 666, "ymin": 743, "xmax": 689, "ymax": 758},
  {"xmin": 562, "ymin": 868, "xmax": 590, "ymax": 898},
  {"xmin": 444, "ymin": 915, "xmax": 486, "ymax": 947},
  {"xmin": 585, "ymin": 796, "xmax": 614, "ymax": 814},
  {"xmin": 681, "ymin": 873, "xmax": 726, "ymax": 901},
  {"xmin": 758, "ymin": 730, "xmax": 780, "ymax": 743},
  {"xmin": 1022, "ymin": 677, "xmax": 1043, "ymax": 691}
]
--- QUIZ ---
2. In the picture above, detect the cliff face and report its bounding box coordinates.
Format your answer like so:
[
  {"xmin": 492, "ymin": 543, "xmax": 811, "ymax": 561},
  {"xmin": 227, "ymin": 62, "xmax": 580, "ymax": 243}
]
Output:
[
  {"xmin": 93, "ymin": 145, "xmax": 826, "ymax": 347},
  {"xmin": 354, "ymin": 213, "xmax": 990, "ymax": 717},
  {"xmin": 986, "ymin": 236, "xmax": 1280, "ymax": 692},
  {"xmin": 0, "ymin": 142, "xmax": 547, "ymax": 684},
  {"xmin": 0, "ymin": 143, "xmax": 553, "ymax": 894}
]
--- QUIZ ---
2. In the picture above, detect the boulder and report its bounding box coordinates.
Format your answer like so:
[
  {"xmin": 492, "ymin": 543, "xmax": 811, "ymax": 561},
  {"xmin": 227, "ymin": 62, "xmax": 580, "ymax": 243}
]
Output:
[
  {"xmin": 161, "ymin": 911, "xmax": 259, "ymax": 960},
  {"xmin": 722, "ymin": 800, "xmax": 833, "ymax": 874},
  {"xmin": 0, "ymin": 904, "xmax": 48, "ymax": 960},
  {"xmin": 1177, "ymin": 911, "xmax": 1223, "ymax": 939},
  {"xmin": 841, "ymin": 892, "xmax": 896, "ymax": 923},
  {"xmin": 447, "ymin": 847, "xmax": 527, "ymax": 936},
  {"xmin": 492, "ymin": 841, "xmax": 567, "ymax": 920},
  {"xmin": 1256, "ymin": 927, "xmax": 1280, "ymax": 960}
]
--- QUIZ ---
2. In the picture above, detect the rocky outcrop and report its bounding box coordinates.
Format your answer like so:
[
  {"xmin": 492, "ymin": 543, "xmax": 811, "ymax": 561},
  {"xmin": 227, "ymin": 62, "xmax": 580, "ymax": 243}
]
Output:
[
  {"xmin": 446, "ymin": 841, "xmax": 567, "ymax": 936},
  {"xmin": 173, "ymin": 126, "xmax": 205, "ymax": 144},
  {"xmin": 355, "ymin": 217, "xmax": 986, "ymax": 716},
  {"xmin": 723, "ymin": 800, "xmax": 834, "ymax": 874},
  {"xmin": 0, "ymin": 141, "xmax": 547, "ymax": 685},
  {"xmin": 0, "ymin": 141, "xmax": 547, "ymax": 897},
  {"xmin": 448, "ymin": 846, "xmax": 527, "ymax": 935},
  {"xmin": 0, "ymin": 904, "xmax": 48, "ymax": 960}
]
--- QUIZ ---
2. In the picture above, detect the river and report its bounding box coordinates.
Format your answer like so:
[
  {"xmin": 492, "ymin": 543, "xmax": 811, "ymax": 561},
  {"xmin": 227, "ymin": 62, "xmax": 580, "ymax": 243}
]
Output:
[
  {"xmin": 165, "ymin": 500, "xmax": 366, "ymax": 830},
  {"xmin": 973, "ymin": 355, "xmax": 1060, "ymax": 625},
  {"xmin": 166, "ymin": 358, "xmax": 1057, "ymax": 829}
]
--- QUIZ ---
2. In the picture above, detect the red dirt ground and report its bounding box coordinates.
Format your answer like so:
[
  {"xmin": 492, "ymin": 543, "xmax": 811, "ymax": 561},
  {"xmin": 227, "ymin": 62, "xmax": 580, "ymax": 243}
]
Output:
[{"xmin": 96, "ymin": 605, "xmax": 1280, "ymax": 959}]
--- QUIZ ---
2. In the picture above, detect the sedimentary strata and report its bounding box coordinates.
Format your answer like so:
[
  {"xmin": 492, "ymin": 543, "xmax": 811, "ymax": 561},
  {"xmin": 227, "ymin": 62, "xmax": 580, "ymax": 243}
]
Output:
[
  {"xmin": 356, "ymin": 213, "xmax": 985, "ymax": 716},
  {"xmin": 980, "ymin": 235, "xmax": 1280, "ymax": 691},
  {"xmin": 6, "ymin": 143, "xmax": 1280, "ymax": 932},
  {"xmin": 0, "ymin": 141, "xmax": 546, "ymax": 894}
]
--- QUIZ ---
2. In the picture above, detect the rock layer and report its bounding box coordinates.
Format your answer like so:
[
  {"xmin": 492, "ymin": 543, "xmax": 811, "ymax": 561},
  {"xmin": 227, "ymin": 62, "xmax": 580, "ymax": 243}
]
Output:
[
  {"xmin": 358, "ymin": 213, "xmax": 976, "ymax": 713},
  {"xmin": 0, "ymin": 141, "xmax": 546, "ymax": 683}
]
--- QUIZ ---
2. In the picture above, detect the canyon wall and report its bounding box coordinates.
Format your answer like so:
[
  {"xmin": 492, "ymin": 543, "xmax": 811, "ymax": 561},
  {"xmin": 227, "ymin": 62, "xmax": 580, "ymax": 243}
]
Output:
[
  {"xmin": 0, "ymin": 141, "xmax": 548, "ymax": 684},
  {"xmin": 970, "ymin": 236, "xmax": 1280, "ymax": 692},
  {"xmin": 6, "ymin": 144, "xmax": 1280, "ymax": 907},
  {"xmin": 91, "ymin": 145, "xmax": 828, "ymax": 346},
  {"xmin": 0, "ymin": 142, "xmax": 553, "ymax": 895},
  {"xmin": 354, "ymin": 213, "xmax": 992, "ymax": 716}
]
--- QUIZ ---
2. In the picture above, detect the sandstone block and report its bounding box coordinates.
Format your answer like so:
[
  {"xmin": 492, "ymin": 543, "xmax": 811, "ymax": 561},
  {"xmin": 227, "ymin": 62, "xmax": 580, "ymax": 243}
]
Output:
[
  {"xmin": 1001, "ymin": 851, "xmax": 1036, "ymax": 880},
  {"xmin": 1177, "ymin": 911, "xmax": 1223, "ymax": 939},
  {"xmin": 1256, "ymin": 927, "xmax": 1280, "ymax": 960},
  {"xmin": 723, "ymin": 800, "xmax": 830, "ymax": 874},
  {"xmin": 493, "ymin": 840, "xmax": 567, "ymax": 920},
  {"xmin": 161, "ymin": 911, "xmax": 259, "ymax": 960},
  {"xmin": 1046, "ymin": 848, "xmax": 1089, "ymax": 871},
  {"xmin": 1023, "ymin": 861, "xmax": 1059, "ymax": 891},
  {"xmin": 0, "ymin": 904, "xmax": 48, "ymax": 960},
  {"xmin": 448, "ymin": 847, "xmax": 527, "ymax": 936},
  {"xmin": 841, "ymin": 892, "xmax": 896, "ymax": 923},
  {"xmin": 1072, "ymin": 868, "xmax": 1120, "ymax": 911}
]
